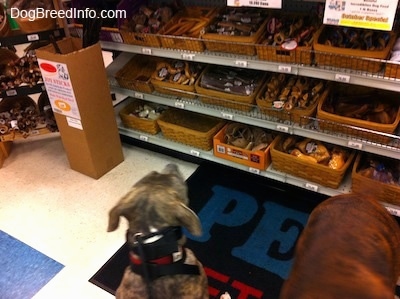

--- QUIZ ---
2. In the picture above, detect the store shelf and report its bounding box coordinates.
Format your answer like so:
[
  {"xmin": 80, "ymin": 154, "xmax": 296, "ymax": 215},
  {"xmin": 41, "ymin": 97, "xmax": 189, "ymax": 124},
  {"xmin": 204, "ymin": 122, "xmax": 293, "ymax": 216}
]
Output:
[
  {"xmin": 0, "ymin": 127, "xmax": 55, "ymax": 142},
  {"xmin": 107, "ymin": 52, "xmax": 400, "ymax": 159},
  {"xmin": 115, "ymin": 99, "xmax": 351, "ymax": 197},
  {"xmin": 0, "ymin": 83, "xmax": 45, "ymax": 98},
  {"xmin": 101, "ymin": 41, "xmax": 400, "ymax": 92},
  {"xmin": 0, "ymin": 28, "xmax": 65, "ymax": 47}
]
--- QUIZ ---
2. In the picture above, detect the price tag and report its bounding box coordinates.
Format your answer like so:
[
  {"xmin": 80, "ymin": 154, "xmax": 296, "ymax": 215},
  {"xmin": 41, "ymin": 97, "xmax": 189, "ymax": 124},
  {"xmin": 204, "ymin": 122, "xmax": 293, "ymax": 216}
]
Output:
[
  {"xmin": 221, "ymin": 112, "xmax": 233, "ymax": 120},
  {"xmin": 182, "ymin": 53, "xmax": 195, "ymax": 60},
  {"xmin": 249, "ymin": 167, "xmax": 260, "ymax": 175},
  {"xmin": 174, "ymin": 101, "xmax": 185, "ymax": 109},
  {"xmin": 276, "ymin": 124, "xmax": 289, "ymax": 133},
  {"xmin": 386, "ymin": 206, "xmax": 400, "ymax": 216},
  {"xmin": 27, "ymin": 34, "xmax": 39, "ymax": 42},
  {"xmin": 139, "ymin": 135, "xmax": 149, "ymax": 142},
  {"xmin": 134, "ymin": 92, "xmax": 144, "ymax": 99},
  {"xmin": 335, "ymin": 74, "xmax": 350, "ymax": 83},
  {"xmin": 142, "ymin": 48, "xmax": 152, "ymax": 55},
  {"xmin": 304, "ymin": 182, "xmax": 319, "ymax": 192},
  {"xmin": 30, "ymin": 130, "xmax": 40, "ymax": 136},
  {"xmin": 278, "ymin": 65, "xmax": 292, "ymax": 73},
  {"xmin": 190, "ymin": 149, "xmax": 200, "ymax": 157},
  {"xmin": 347, "ymin": 140, "xmax": 363, "ymax": 150},
  {"xmin": 6, "ymin": 89, "xmax": 17, "ymax": 96},
  {"xmin": 235, "ymin": 60, "xmax": 248, "ymax": 67}
]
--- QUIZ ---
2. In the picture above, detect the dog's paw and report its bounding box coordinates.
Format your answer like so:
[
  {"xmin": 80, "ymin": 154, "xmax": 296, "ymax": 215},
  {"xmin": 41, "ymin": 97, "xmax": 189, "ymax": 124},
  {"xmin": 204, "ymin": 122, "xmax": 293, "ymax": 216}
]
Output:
[{"xmin": 220, "ymin": 292, "xmax": 231, "ymax": 299}]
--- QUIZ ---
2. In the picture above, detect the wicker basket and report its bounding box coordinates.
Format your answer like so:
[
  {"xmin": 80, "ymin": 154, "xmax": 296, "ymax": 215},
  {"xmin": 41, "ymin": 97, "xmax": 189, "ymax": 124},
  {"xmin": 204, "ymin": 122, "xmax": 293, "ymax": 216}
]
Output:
[
  {"xmin": 195, "ymin": 66, "xmax": 266, "ymax": 111},
  {"xmin": 384, "ymin": 60, "xmax": 400, "ymax": 79},
  {"xmin": 256, "ymin": 44, "xmax": 313, "ymax": 65},
  {"xmin": 352, "ymin": 153, "xmax": 400, "ymax": 205},
  {"xmin": 255, "ymin": 13, "xmax": 319, "ymax": 65},
  {"xmin": 313, "ymin": 25, "xmax": 396, "ymax": 73},
  {"xmin": 157, "ymin": 108, "xmax": 225, "ymax": 150},
  {"xmin": 256, "ymin": 76, "xmax": 330, "ymax": 124},
  {"xmin": 115, "ymin": 56, "xmax": 163, "ymax": 94},
  {"xmin": 202, "ymin": 8, "xmax": 268, "ymax": 56},
  {"xmin": 270, "ymin": 135, "xmax": 355, "ymax": 189},
  {"xmin": 119, "ymin": 99, "xmax": 163, "ymax": 135},
  {"xmin": 158, "ymin": 7, "xmax": 216, "ymax": 52},
  {"xmin": 316, "ymin": 89, "xmax": 400, "ymax": 144},
  {"xmin": 150, "ymin": 60, "xmax": 204, "ymax": 99}
]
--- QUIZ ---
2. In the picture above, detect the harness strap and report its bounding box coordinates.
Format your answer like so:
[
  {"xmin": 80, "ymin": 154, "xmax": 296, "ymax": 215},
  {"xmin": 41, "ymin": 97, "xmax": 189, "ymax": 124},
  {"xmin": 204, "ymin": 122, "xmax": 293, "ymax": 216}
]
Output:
[{"xmin": 130, "ymin": 248, "xmax": 201, "ymax": 281}]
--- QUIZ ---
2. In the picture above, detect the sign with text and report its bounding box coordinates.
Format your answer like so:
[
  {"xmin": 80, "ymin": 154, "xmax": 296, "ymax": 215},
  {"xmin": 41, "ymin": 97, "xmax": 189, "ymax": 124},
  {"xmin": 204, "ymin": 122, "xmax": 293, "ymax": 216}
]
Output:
[
  {"xmin": 227, "ymin": 0, "xmax": 282, "ymax": 9},
  {"xmin": 323, "ymin": 0, "xmax": 397, "ymax": 30},
  {"xmin": 38, "ymin": 58, "xmax": 81, "ymax": 120}
]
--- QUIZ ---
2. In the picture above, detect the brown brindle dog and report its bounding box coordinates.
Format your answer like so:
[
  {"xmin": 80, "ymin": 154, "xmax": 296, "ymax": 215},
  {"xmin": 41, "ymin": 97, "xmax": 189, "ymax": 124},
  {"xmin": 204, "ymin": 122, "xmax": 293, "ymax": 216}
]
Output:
[
  {"xmin": 280, "ymin": 193, "xmax": 400, "ymax": 299},
  {"xmin": 108, "ymin": 164, "xmax": 208, "ymax": 299}
]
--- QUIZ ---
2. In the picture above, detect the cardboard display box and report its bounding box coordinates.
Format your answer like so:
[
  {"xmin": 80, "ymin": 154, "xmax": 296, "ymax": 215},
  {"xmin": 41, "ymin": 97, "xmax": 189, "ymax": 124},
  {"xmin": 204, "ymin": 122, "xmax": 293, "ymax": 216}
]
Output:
[
  {"xmin": 36, "ymin": 37, "xmax": 124, "ymax": 179},
  {"xmin": 213, "ymin": 124, "xmax": 273, "ymax": 170}
]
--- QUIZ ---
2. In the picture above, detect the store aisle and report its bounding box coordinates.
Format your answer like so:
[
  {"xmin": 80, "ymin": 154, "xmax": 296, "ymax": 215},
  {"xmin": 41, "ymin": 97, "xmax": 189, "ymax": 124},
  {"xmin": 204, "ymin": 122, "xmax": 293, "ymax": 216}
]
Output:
[{"xmin": 0, "ymin": 134, "xmax": 198, "ymax": 299}]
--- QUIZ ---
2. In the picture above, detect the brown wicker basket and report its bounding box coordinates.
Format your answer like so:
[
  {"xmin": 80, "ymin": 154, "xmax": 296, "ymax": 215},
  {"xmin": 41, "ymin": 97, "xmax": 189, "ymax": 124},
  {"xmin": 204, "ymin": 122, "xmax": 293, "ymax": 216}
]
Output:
[
  {"xmin": 157, "ymin": 108, "xmax": 225, "ymax": 150},
  {"xmin": 316, "ymin": 89, "xmax": 400, "ymax": 144},
  {"xmin": 195, "ymin": 66, "xmax": 266, "ymax": 111},
  {"xmin": 202, "ymin": 8, "xmax": 268, "ymax": 56},
  {"xmin": 313, "ymin": 25, "xmax": 396, "ymax": 73},
  {"xmin": 270, "ymin": 135, "xmax": 355, "ymax": 189},
  {"xmin": 150, "ymin": 60, "xmax": 204, "ymax": 99},
  {"xmin": 352, "ymin": 153, "xmax": 400, "ymax": 205},
  {"xmin": 119, "ymin": 100, "xmax": 163, "ymax": 135},
  {"xmin": 256, "ymin": 44, "xmax": 313, "ymax": 65},
  {"xmin": 384, "ymin": 60, "xmax": 400, "ymax": 79},
  {"xmin": 158, "ymin": 7, "xmax": 216, "ymax": 52},
  {"xmin": 256, "ymin": 77, "xmax": 330, "ymax": 124},
  {"xmin": 115, "ymin": 56, "xmax": 163, "ymax": 94}
]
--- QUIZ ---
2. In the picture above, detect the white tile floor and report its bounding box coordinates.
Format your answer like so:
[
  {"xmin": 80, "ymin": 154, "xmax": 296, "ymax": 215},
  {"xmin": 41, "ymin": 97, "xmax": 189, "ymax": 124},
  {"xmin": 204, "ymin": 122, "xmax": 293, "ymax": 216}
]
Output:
[{"xmin": 0, "ymin": 134, "xmax": 198, "ymax": 299}]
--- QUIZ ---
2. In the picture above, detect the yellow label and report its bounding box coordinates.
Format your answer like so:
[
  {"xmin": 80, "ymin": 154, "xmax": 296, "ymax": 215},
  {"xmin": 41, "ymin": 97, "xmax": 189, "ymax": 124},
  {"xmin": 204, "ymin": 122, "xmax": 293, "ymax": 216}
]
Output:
[{"xmin": 339, "ymin": 19, "xmax": 391, "ymax": 31}]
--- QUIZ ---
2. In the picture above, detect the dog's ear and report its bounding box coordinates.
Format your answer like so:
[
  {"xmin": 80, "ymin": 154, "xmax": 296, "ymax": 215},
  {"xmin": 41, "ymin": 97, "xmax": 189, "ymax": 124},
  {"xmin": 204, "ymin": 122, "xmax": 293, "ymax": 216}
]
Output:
[
  {"xmin": 175, "ymin": 202, "xmax": 202, "ymax": 236},
  {"xmin": 107, "ymin": 188, "xmax": 139, "ymax": 232}
]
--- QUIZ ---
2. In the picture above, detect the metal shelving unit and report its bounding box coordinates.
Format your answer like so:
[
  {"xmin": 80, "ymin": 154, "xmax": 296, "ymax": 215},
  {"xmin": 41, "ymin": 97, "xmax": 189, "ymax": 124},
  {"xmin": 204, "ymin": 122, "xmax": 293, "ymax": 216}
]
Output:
[
  {"xmin": 114, "ymin": 98, "xmax": 352, "ymax": 197},
  {"xmin": 102, "ymin": 41, "xmax": 400, "ymax": 92},
  {"xmin": 101, "ymin": 0, "xmax": 400, "ymax": 212},
  {"xmin": 107, "ymin": 52, "xmax": 400, "ymax": 160}
]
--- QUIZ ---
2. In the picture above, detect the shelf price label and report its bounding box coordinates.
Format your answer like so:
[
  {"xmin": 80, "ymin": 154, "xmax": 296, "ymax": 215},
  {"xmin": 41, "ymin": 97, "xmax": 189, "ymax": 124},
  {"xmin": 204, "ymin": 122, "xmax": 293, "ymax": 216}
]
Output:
[
  {"xmin": 190, "ymin": 149, "xmax": 200, "ymax": 157},
  {"xmin": 276, "ymin": 124, "xmax": 289, "ymax": 133},
  {"xmin": 227, "ymin": 0, "xmax": 282, "ymax": 9},
  {"xmin": 182, "ymin": 53, "xmax": 195, "ymax": 61},
  {"xmin": 139, "ymin": 135, "xmax": 149, "ymax": 142},
  {"xmin": 335, "ymin": 74, "xmax": 350, "ymax": 83},
  {"xmin": 134, "ymin": 92, "xmax": 144, "ymax": 99},
  {"xmin": 141, "ymin": 48, "xmax": 152, "ymax": 55},
  {"xmin": 249, "ymin": 167, "xmax": 260, "ymax": 175},
  {"xmin": 174, "ymin": 101, "xmax": 185, "ymax": 109},
  {"xmin": 347, "ymin": 140, "xmax": 363, "ymax": 150},
  {"xmin": 27, "ymin": 34, "xmax": 39, "ymax": 42},
  {"xmin": 235, "ymin": 60, "xmax": 248, "ymax": 68},
  {"xmin": 5, "ymin": 89, "xmax": 17, "ymax": 96},
  {"xmin": 278, "ymin": 65, "xmax": 292, "ymax": 73},
  {"xmin": 221, "ymin": 112, "xmax": 234, "ymax": 120},
  {"xmin": 304, "ymin": 182, "xmax": 319, "ymax": 192}
]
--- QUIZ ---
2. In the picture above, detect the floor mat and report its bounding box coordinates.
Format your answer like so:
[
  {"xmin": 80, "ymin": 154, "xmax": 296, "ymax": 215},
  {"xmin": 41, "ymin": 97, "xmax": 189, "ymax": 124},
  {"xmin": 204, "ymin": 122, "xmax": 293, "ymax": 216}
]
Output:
[
  {"xmin": 89, "ymin": 162, "xmax": 328, "ymax": 298},
  {"xmin": 0, "ymin": 230, "xmax": 64, "ymax": 299}
]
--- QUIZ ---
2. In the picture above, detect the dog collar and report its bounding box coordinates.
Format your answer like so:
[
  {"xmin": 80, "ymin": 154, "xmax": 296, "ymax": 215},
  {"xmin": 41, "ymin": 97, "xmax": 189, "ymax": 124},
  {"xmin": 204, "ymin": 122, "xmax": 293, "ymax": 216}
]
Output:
[{"xmin": 127, "ymin": 226, "xmax": 200, "ymax": 281}]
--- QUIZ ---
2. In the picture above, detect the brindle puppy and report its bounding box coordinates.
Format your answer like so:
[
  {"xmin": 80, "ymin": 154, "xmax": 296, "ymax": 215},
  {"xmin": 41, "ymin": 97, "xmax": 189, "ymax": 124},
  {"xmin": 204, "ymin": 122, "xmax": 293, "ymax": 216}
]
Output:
[
  {"xmin": 280, "ymin": 193, "xmax": 400, "ymax": 299},
  {"xmin": 108, "ymin": 164, "xmax": 208, "ymax": 299}
]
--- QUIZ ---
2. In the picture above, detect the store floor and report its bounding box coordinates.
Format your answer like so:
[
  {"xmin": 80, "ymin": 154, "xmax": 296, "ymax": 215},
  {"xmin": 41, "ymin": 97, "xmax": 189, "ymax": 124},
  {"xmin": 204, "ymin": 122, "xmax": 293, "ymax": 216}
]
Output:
[{"xmin": 0, "ymin": 134, "xmax": 198, "ymax": 299}]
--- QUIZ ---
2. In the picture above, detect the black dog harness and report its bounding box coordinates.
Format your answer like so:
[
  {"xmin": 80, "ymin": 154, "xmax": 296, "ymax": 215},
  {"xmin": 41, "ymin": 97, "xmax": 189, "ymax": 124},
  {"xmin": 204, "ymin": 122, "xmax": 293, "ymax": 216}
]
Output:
[{"xmin": 127, "ymin": 226, "xmax": 200, "ymax": 282}]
